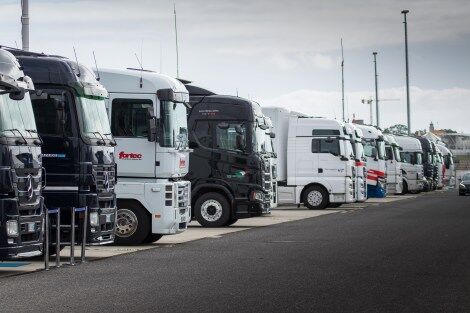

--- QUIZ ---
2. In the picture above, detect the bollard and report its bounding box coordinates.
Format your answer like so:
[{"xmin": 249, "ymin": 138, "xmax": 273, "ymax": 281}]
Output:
[
  {"xmin": 55, "ymin": 208, "xmax": 61, "ymax": 268},
  {"xmin": 70, "ymin": 207, "xmax": 75, "ymax": 266},
  {"xmin": 44, "ymin": 209, "xmax": 49, "ymax": 270},
  {"xmin": 81, "ymin": 207, "xmax": 88, "ymax": 263}
]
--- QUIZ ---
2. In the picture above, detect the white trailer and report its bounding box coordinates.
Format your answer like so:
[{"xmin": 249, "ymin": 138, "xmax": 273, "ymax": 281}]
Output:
[
  {"xmin": 393, "ymin": 135, "xmax": 424, "ymax": 193},
  {"xmin": 436, "ymin": 144, "xmax": 455, "ymax": 188},
  {"xmin": 384, "ymin": 135, "xmax": 404, "ymax": 194},
  {"xmin": 99, "ymin": 68, "xmax": 191, "ymax": 245},
  {"xmin": 354, "ymin": 124, "xmax": 387, "ymax": 198},
  {"xmin": 263, "ymin": 107, "xmax": 355, "ymax": 209},
  {"xmin": 345, "ymin": 123, "xmax": 367, "ymax": 202}
]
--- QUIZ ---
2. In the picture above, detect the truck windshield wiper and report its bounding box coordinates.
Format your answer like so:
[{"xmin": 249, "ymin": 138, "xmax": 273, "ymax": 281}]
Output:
[
  {"xmin": 103, "ymin": 133, "xmax": 117, "ymax": 146},
  {"xmin": 25, "ymin": 129, "xmax": 43, "ymax": 146},
  {"xmin": 91, "ymin": 131, "xmax": 106, "ymax": 145},
  {"xmin": 2, "ymin": 129, "xmax": 27, "ymax": 145}
]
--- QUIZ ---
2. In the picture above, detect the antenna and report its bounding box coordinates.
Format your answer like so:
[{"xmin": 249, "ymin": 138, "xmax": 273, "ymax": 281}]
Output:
[
  {"xmin": 92, "ymin": 51, "xmax": 101, "ymax": 81},
  {"xmin": 73, "ymin": 47, "xmax": 81, "ymax": 77},
  {"xmin": 135, "ymin": 53, "xmax": 143, "ymax": 88},
  {"xmin": 341, "ymin": 38, "xmax": 345, "ymax": 122},
  {"xmin": 21, "ymin": 0, "xmax": 30, "ymax": 51},
  {"xmin": 159, "ymin": 43, "xmax": 163, "ymax": 73},
  {"xmin": 174, "ymin": 2, "xmax": 180, "ymax": 78}
]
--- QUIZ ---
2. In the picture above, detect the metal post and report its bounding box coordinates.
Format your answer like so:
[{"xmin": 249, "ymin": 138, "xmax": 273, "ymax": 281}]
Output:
[
  {"xmin": 81, "ymin": 207, "xmax": 87, "ymax": 263},
  {"xmin": 174, "ymin": 3, "xmax": 180, "ymax": 78},
  {"xmin": 341, "ymin": 39, "xmax": 345, "ymax": 122},
  {"xmin": 402, "ymin": 10, "xmax": 411, "ymax": 134},
  {"xmin": 21, "ymin": 0, "xmax": 29, "ymax": 51},
  {"xmin": 44, "ymin": 209, "xmax": 49, "ymax": 270},
  {"xmin": 55, "ymin": 208, "xmax": 61, "ymax": 267},
  {"xmin": 373, "ymin": 52, "xmax": 379, "ymax": 127},
  {"xmin": 70, "ymin": 207, "xmax": 75, "ymax": 266}
]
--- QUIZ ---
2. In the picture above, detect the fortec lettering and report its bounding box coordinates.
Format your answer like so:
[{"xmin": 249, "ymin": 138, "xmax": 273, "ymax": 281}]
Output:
[{"xmin": 119, "ymin": 151, "xmax": 142, "ymax": 160}]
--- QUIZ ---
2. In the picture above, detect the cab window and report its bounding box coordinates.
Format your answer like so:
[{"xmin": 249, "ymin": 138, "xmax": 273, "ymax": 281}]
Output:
[{"xmin": 111, "ymin": 99, "xmax": 153, "ymax": 137}]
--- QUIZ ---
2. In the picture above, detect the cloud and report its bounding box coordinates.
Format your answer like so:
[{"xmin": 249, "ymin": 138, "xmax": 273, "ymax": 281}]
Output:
[{"xmin": 259, "ymin": 86, "xmax": 470, "ymax": 133}]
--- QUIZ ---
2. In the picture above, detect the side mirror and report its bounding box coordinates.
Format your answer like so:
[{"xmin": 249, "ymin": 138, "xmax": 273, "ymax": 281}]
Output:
[
  {"xmin": 146, "ymin": 107, "xmax": 157, "ymax": 142},
  {"xmin": 9, "ymin": 88, "xmax": 25, "ymax": 101},
  {"xmin": 269, "ymin": 132, "xmax": 275, "ymax": 139}
]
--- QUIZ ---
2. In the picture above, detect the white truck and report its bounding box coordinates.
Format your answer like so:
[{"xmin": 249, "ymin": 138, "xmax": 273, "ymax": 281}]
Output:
[
  {"xmin": 263, "ymin": 107, "xmax": 356, "ymax": 209},
  {"xmin": 384, "ymin": 134, "xmax": 404, "ymax": 194},
  {"xmin": 393, "ymin": 135, "xmax": 424, "ymax": 193},
  {"xmin": 354, "ymin": 124, "xmax": 387, "ymax": 198},
  {"xmin": 345, "ymin": 123, "xmax": 367, "ymax": 202},
  {"xmin": 264, "ymin": 116, "xmax": 278, "ymax": 209},
  {"xmin": 435, "ymin": 147, "xmax": 445, "ymax": 189},
  {"xmin": 436, "ymin": 144, "xmax": 455, "ymax": 188},
  {"xmin": 99, "ymin": 68, "xmax": 191, "ymax": 245}
]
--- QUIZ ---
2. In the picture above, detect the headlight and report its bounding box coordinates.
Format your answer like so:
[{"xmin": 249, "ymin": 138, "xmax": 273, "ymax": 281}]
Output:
[
  {"xmin": 250, "ymin": 190, "xmax": 264, "ymax": 202},
  {"xmin": 89, "ymin": 212, "xmax": 99, "ymax": 227},
  {"xmin": 6, "ymin": 220, "xmax": 19, "ymax": 237}
]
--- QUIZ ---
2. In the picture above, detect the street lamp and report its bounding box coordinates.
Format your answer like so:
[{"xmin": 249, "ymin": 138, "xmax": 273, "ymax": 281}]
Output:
[
  {"xmin": 402, "ymin": 9, "xmax": 411, "ymax": 135},
  {"xmin": 373, "ymin": 52, "xmax": 379, "ymax": 127}
]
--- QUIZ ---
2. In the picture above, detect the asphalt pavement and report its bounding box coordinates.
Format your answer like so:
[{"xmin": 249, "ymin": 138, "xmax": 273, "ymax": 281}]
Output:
[{"xmin": 0, "ymin": 191, "xmax": 469, "ymax": 313}]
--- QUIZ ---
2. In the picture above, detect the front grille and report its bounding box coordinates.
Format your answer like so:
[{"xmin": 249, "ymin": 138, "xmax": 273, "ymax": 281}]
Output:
[
  {"xmin": 93, "ymin": 164, "xmax": 116, "ymax": 194},
  {"xmin": 176, "ymin": 183, "xmax": 190, "ymax": 208},
  {"xmin": 13, "ymin": 168, "xmax": 42, "ymax": 216}
]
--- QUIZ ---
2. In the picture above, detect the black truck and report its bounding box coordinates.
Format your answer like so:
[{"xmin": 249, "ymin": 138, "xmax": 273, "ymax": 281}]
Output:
[
  {"xmin": 0, "ymin": 48, "xmax": 44, "ymax": 259},
  {"xmin": 186, "ymin": 93, "xmax": 270, "ymax": 227},
  {"xmin": 416, "ymin": 137, "xmax": 435, "ymax": 191},
  {"xmin": 6, "ymin": 48, "xmax": 117, "ymax": 245}
]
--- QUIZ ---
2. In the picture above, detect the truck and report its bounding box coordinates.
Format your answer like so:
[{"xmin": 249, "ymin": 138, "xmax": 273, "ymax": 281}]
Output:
[
  {"xmin": 345, "ymin": 123, "xmax": 367, "ymax": 202},
  {"xmin": 0, "ymin": 48, "xmax": 44, "ymax": 259},
  {"xmin": 264, "ymin": 116, "xmax": 278, "ymax": 209},
  {"xmin": 354, "ymin": 124, "xmax": 387, "ymax": 198},
  {"xmin": 186, "ymin": 94, "xmax": 271, "ymax": 226},
  {"xmin": 8, "ymin": 48, "xmax": 117, "ymax": 246},
  {"xmin": 98, "ymin": 68, "xmax": 191, "ymax": 244},
  {"xmin": 264, "ymin": 107, "xmax": 356, "ymax": 209},
  {"xmin": 416, "ymin": 137, "xmax": 435, "ymax": 191},
  {"xmin": 435, "ymin": 144, "xmax": 445, "ymax": 189},
  {"xmin": 436, "ymin": 144, "xmax": 455, "ymax": 188},
  {"xmin": 384, "ymin": 135, "xmax": 404, "ymax": 194},
  {"xmin": 393, "ymin": 135, "xmax": 425, "ymax": 193}
]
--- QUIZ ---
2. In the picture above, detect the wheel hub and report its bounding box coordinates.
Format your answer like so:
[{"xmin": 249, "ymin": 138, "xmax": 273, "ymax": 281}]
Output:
[
  {"xmin": 307, "ymin": 190, "xmax": 323, "ymax": 207},
  {"xmin": 116, "ymin": 209, "xmax": 138, "ymax": 238},
  {"xmin": 200, "ymin": 199, "xmax": 223, "ymax": 222}
]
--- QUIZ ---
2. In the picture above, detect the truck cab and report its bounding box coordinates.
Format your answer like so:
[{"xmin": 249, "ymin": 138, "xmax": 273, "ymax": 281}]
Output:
[
  {"xmin": 264, "ymin": 107, "xmax": 355, "ymax": 209},
  {"xmin": 354, "ymin": 124, "xmax": 387, "ymax": 198},
  {"xmin": 437, "ymin": 144, "xmax": 455, "ymax": 188},
  {"xmin": 416, "ymin": 137, "xmax": 434, "ymax": 191},
  {"xmin": 187, "ymin": 95, "xmax": 270, "ymax": 227},
  {"xmin": 0, "ymin": 48, "xmax": 44, "ymax": 259},
  {"xmin": 8, "ymin": 48, "xmax": 117, "ymax": 245},
  {"xmin": 345, "ymin": 123, "xmax": 367, "ymax": 202},
  {"xmin": 393, "ymin": 135, "xmax": 424, "ymax": 193},
  {"xmin": 384, "ymin": 135, "xmax": 404, "ymax": 194},
  {"xmin": 98, "ymin": 68, "xmax": 191, "ymax": 244}
]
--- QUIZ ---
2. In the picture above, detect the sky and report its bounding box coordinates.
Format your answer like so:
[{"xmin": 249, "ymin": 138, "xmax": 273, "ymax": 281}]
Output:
[{"xmin": 1, "ymin": 0, "xmax": 469, "ymax": 132}]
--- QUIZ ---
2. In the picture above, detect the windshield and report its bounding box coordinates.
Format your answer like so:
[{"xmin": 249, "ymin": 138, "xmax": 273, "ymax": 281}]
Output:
[
  {"xmin": 161, "ymin": 101, "xmax": 188, "ymax": 148},
  {"xmin": 0, "ymin": 92, "xmax": 38, "ymax": 138},
  {"xmin": 463, "ymin": 173, "xmax": 470, "ymax": 181},
  {"xmin": 77, "ymin": 96, "xmax": 111, "ymax": 139}
]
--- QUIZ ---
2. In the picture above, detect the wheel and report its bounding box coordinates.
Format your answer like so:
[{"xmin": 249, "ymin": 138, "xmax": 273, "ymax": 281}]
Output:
[
  {"xmin": 401, "ymin": 180, "xmax": 409, "ymax": 195},
  {"xmin": 303, "ymin": 185, "xmax": 329, "ymax": 210},
  {"xmin": 143, "ymin": 233, "xmax": 163, "ymax": 244},
  {"xmin": 194, "ymin": 192, "xmax": 231, "ymax": 227},
  {"xmin": 328, "ymin": 203, "xmax": 342, "ymax": 208},
  {"xmin": 114, "ymin": 202, "xmax": 150, "ymax": 245},
  {"xmin": 226, "ymin": 217, "xmax": 238, "ymax": 226}
]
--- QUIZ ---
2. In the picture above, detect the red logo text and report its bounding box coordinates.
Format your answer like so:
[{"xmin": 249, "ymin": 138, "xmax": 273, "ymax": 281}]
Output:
[{"xmin": 119, "ymin": 151, "xmax": 142, "ymax": 160}]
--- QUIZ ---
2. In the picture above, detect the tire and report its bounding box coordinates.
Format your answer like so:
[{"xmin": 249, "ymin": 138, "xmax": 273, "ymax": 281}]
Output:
[
  {"xmin": 303, "ymin": 185, "xmax": 329, "ymax": 210},
  {"xmin": 328, "ymin": 203, "xmax": 342, "ymax": 208},
  {"xmin": 143, "ymin": 233, "xmax": 163, "ymax": 244},
  {"xmin": 114, "ymin": 203, "xmax": 150, "ymax": 245},
  {"xmin": 194, "ymin": 192, "xmax": 231, "ymax": 227},
  {"xmin": 401, "ymin": 181, "xmax": 409, "ymax": 195},
  {"xmin": 226, "ymin": 217, "xmax": 238, "ymax": 226}
]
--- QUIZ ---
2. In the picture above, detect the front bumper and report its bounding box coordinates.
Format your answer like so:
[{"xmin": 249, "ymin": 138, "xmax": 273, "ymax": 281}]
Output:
[{"xmin": 234, "ymin": 197, "xmax": 268, "ymax": 218}]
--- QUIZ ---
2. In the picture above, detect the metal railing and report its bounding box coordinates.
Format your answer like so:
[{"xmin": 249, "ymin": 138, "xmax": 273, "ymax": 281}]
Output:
[{"xmin": 44, "ymin": 207, "xmax": 88, "ymax": 270}]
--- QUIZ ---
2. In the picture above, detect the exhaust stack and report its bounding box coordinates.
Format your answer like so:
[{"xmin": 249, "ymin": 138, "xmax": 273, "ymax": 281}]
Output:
[{"xmin": 21, "ymin": 0, "xmax": 30, "ymax": 51}]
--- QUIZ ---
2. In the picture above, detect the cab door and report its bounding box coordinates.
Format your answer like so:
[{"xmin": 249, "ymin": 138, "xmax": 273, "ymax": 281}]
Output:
[{"xmin": 108, "ymin": 94, "xmax": 156, "ymax": 178}]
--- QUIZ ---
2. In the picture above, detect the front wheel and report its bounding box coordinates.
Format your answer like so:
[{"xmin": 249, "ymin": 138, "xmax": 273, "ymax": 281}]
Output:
[
  {"xmin": 115, "ymin": 204, "xmax": 150, "ymax": 245},
  {"xmin": 194, "ymin": 192, "xmax": 231, "ymax": 227},
  {"xmin": 303, "ymin": 186, "xmax": 329, "ymax": 210}
]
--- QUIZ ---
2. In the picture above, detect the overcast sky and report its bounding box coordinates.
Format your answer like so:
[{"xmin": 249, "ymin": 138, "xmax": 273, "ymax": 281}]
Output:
[{"xmin": 2, "ymin": 0, "xmax": 469, "ymax": 132}]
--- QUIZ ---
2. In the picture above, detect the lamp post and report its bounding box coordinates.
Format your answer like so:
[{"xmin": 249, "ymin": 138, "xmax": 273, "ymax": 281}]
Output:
[
  {"xmin": 402, "ymin": 9, "xmax": 411, "ymax": 134},
  {"xmin": 373, "ymin": 52, "xmax": 379, "ymax": 127}
]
